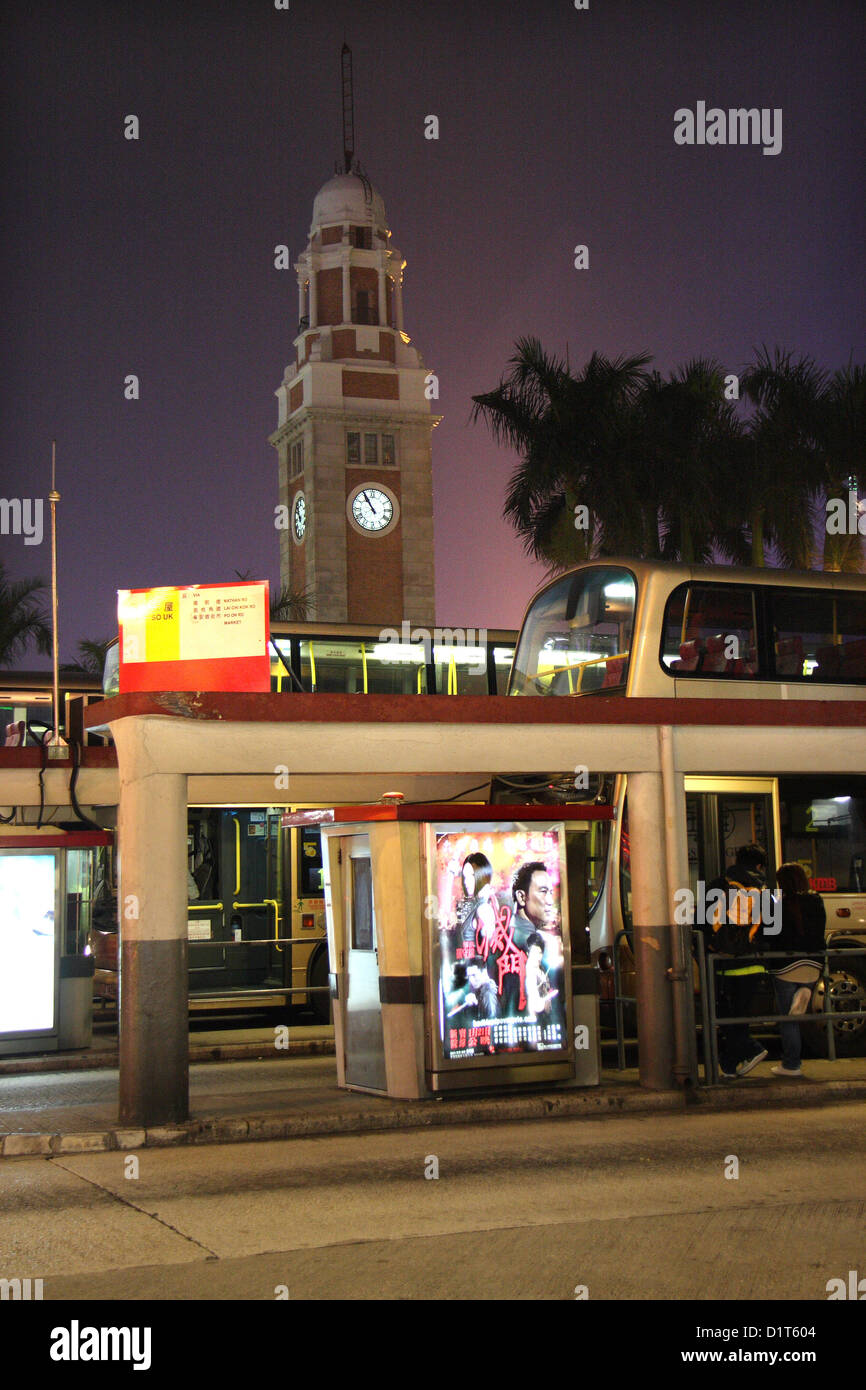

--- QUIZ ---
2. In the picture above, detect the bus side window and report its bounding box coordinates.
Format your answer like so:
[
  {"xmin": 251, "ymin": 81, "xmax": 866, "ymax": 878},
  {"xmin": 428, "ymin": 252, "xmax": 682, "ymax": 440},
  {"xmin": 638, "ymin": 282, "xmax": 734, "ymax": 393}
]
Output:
[{"xmin": 619, "ymin": 807, "xmax": 632, "ymax": 932}]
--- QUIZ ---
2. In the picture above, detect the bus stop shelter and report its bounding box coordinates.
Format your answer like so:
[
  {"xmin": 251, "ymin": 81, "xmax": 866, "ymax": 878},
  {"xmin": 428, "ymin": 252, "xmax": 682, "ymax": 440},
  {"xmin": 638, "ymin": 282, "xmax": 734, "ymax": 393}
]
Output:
[{"xmin": 90, "ymin": 691, "xmax": 866, "ymax": 1127}]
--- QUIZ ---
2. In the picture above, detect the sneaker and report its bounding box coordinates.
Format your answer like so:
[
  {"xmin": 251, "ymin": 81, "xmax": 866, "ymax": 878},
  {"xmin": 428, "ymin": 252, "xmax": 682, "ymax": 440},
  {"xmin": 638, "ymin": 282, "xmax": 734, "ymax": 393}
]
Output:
[
  {"xmin": 771, "ymin": 1063, "xmax": 803, "ymax": 1077},
  {"xmin": 736, "ymin": 1047, "xmax": 768, "ymax": 1076},
  {"xmin": 789, "ymin": 987, "xmax": 812, "ymax": 1015},
  {"xmin": 718, "ymin": 1065, "xmax": 738, "ymax": 1079}
]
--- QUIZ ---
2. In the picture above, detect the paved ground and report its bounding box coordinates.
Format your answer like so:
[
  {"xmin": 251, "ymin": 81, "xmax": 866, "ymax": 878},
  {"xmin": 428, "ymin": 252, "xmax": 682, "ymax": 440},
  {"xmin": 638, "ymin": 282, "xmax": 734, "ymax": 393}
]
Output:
[
  {"xmin": 3, "ymin": 1102, "xmax": 865, "ymax": 1301},
  {"xmin": 3, "ymin": 1035, "xmax": 866, "ymax": 1158}
]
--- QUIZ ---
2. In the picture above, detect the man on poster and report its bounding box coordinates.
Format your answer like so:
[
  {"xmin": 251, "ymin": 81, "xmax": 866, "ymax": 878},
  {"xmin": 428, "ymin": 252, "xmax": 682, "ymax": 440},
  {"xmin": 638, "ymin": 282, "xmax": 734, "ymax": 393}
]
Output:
[{"xmin": 498, "ymin": 860, "xmax": 558, "ymax": 1020}]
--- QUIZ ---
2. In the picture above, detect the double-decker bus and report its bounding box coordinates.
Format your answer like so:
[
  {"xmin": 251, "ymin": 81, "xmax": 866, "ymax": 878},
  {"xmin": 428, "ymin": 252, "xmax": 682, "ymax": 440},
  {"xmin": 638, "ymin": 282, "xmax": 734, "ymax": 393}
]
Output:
[
  {"xmin": 0, "ymin": 670, "xmax": 105, "ymax": 748},
  {"xmin": 92, "ymin": 621, "xmax": 518, "ymax": 1018},
  {"xmin": 492, "ymin": 559, "xmax": 866, "ymax": 1055}
]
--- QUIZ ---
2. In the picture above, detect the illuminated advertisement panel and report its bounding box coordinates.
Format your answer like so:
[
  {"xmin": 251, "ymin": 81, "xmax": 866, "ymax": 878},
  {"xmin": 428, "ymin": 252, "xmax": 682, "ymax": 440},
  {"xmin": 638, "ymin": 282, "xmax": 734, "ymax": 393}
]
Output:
[
  {"xmin": 118, "ymin": 580, "xmax": 271, "ymax": 693},
  {"xmin": 432, "ymin": 824, "xmax": 569, "ymax": 1064},
  {"xmin": 0, "ymin": 852, "xmax": 57, "ymax": 1035}
]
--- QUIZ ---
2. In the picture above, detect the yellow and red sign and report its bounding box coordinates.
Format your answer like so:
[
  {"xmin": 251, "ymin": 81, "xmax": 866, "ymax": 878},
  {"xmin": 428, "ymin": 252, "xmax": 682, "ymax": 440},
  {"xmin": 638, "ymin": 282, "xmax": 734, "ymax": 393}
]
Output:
[{"xmin": 118, "ymin": 582, "xmax": 271, "ymax": 693}]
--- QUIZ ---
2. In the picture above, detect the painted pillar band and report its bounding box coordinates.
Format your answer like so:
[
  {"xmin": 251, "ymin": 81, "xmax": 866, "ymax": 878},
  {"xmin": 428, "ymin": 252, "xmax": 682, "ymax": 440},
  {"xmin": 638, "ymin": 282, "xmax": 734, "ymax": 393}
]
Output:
[
  {"xmin": 628, "ymin": 770, "xmax": 676, "ymax": 1090},
  {"xmin": 117, "ymin": 765, "xmax": 189, "ymax": 1126}
]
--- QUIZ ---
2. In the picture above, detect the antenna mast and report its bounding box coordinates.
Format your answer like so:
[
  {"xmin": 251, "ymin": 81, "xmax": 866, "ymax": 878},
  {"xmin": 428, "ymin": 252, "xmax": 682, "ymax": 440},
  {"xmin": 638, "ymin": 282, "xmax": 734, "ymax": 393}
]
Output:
[
  {"xmin": 47, "ymin": 440, "xmax": 67, "ymax": 760},
  {"xmin": 341, "ymin": 43, "xmax": 354, "ymax": 174}
]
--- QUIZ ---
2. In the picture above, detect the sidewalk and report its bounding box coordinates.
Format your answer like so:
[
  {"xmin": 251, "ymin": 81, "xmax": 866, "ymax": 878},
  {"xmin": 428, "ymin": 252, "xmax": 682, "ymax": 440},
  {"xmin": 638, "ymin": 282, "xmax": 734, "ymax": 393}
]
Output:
[{"xmin": 3, "ymin": 1028, "xmax": 866, "ymax": 1159}]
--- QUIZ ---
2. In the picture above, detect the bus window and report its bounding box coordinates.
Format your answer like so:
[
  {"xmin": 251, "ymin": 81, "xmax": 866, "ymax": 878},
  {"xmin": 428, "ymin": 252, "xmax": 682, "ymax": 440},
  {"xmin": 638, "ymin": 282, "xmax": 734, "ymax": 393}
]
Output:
[
  {"xmin": 492, "ymin": 646, "xmax": 515, "ymax": 694},
  {"xmin": 509, "ymin": 566, "xmax": 635, "ymax": 696},
  {"xmin": 619, "ymin": 807, "xmax": 632, "ymax": 932},
  {"xmin": 299, "ymin": 639, "xmax": 429, "ymax": 694},
  {"xmin": 298, "ymin": 825, "xmax": 324, "ymax": 897},
  {"xmin": 662, "ymin": 584, "xmax": 757, "ymax": 677},
  {"xmin": 769, "ymin": 589, "xmax": 866, "ymax": 683},
  {"xmin": 102, "ymin": 642, "xmax": 120, "ymax": 697},
  {"xmin": 587, "ymin": 818, "xmax": 611, "ymax": 916},
  {"xmin": 779, "ymin": 777, "xmax": 866, "ymax": 892},
  {"xmin": 432, "ymin": 640, "xmax": 489, "ymax": 695},
  {"xmin": 269, "ymin": 638, "xmax": 295, "ymax": 692}
]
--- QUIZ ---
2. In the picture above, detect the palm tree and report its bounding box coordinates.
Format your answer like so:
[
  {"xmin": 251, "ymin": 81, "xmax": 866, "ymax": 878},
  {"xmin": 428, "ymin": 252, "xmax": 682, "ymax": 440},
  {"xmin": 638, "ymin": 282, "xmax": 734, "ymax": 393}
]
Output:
[
  {"xmin": 739, "ymin": 347, "xmax": 828, "ymax": 567},
  {"xmin": 61, "ymin": 638, "xmax": 113, "ymax": 678},
  {"xmin": 0, "ymin": 562, "xmax": 51, "ymax": 666},
  {"xmin": 233, "ymin": 570, "xmax": 310, "ymax": 621},
  {"xmin": 268, "ymin": 583, "xmax": 311, "ymax": 622},
  {"xmin": 818, "ymin": 363, "xmax": 866, "ymax": 572},
  {"xmin": 637, "ymin": 359, "xmax": 747, "ymax": 565},
  {"xmin": 471, "ymin": 338, "xmax": 653, "ymax": 570}
]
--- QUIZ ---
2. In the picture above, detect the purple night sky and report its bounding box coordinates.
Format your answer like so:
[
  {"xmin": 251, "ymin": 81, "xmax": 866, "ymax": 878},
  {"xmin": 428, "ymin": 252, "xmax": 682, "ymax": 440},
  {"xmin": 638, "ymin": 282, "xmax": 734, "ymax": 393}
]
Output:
[{"xmin": 2, "ymin": 0, "xmax": 864, "ymax": 663}]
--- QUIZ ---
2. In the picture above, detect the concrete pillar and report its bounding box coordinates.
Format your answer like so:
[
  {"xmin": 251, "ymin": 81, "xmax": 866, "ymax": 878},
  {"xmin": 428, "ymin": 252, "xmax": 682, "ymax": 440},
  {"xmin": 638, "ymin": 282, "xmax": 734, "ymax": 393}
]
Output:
[
  {"xmin": 628, "ymin": 771, "xmax": 676, "ymax": 1089},
  {"xmin": 297, "ymin": 277, "xmax": 306, "ymax": 323},
  {"xmin": 115, "ymin": 756, "xmax": 189, "ymax": 1126},
  {"xmin": 342, "ymin": 258, "xmax": 351, "ymax": 324},
  {"xmin": 659, "ymin": 727, "xmax": 698, "ymax": 1087}
]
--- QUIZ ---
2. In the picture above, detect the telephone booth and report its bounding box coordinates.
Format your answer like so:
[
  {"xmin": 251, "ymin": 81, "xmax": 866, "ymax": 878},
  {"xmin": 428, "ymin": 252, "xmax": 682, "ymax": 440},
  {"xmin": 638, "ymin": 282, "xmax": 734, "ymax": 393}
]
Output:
[{"xmin": 288, "ymin": 804, "xmax": 611, "ymax": 1099}]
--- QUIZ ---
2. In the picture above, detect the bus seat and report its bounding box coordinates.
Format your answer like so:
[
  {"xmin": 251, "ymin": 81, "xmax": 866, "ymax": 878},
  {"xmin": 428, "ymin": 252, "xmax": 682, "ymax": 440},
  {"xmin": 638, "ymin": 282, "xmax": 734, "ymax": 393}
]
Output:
[
  {"xmin": 775, "ymin": 634, "xmax": 804, "ymax": 675},
  {"xmin": 671, "ymin": 639, "xmax": 703, "ymax": 672},
  {"xmin": 731, "ymin": 647, "xmax": 758, "ymax": 676},
  {"xmin": 838, "ymin": 636, "xmax": 866, "ymax": 678},
  {"xmin": 702, "ymin": 635, "xmax": 730, "ymax": 673},
  {"xmin": 815, "ymin": 644, "xmax": 841, "ymax": 680},
  {"xmin": 601, "ymin": 656, "xmax": 627, "ymax": 688}
]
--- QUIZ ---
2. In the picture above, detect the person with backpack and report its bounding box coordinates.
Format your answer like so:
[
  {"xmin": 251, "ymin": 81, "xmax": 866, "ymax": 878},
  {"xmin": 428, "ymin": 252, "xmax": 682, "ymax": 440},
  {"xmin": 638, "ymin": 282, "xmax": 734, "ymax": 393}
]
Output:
[
  {"xmin": 769, "ymin": 862, "xmax": 826, "ymax": 1077},
  {"xmin": 705, "ymin": 843, "xmax": 769, "ymax": 1078}
]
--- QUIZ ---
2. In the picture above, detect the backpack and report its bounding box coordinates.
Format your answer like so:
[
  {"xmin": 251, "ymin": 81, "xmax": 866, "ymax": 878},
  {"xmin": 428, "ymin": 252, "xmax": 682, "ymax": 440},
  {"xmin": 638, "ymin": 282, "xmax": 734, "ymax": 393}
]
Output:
[{"xmin": 707, "ymin": 877, "xmax": 763, "ymax": 956}]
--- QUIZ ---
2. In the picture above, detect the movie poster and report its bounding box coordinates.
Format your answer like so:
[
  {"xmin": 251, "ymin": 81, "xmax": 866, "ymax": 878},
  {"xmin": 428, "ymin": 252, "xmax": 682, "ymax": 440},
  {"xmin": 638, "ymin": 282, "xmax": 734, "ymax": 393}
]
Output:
[{"xmin": 433, "ymin": 827, "xmax": 568, "ymax": 1062}]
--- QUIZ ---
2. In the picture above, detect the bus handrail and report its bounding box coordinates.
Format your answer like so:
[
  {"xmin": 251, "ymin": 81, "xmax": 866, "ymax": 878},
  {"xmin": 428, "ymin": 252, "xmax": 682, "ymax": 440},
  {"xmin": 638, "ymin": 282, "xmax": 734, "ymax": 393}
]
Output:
[
  {"xmin": 614, "ymin": 930, "xmax": 866, "ymax": 1080},
  {"xmin": 698, "ymin": 940, "xmax": 866, "ymax": 1084}
]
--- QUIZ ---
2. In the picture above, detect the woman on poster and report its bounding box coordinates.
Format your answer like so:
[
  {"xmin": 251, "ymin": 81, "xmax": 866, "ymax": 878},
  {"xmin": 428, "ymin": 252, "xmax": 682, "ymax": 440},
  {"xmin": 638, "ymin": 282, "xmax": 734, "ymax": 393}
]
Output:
[{"xmin": 446, "ymin": 851, "xmax": 498, "ymax": 960}]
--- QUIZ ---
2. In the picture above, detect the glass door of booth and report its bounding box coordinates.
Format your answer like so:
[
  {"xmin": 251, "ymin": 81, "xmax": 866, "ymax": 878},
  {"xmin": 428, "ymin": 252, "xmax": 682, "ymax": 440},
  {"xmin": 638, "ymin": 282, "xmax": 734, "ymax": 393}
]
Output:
[{"xmin": 343, "ymin": 836, "xmax": 387, "ymax": 1091}]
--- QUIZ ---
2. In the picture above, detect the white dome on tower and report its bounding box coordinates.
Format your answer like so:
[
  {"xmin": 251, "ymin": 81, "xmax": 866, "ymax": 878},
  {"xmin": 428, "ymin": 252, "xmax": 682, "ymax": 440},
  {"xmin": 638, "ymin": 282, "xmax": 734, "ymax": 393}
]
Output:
[{"xmin": 310, "ymin": 173, "xmax": 388, "ymax": 235}]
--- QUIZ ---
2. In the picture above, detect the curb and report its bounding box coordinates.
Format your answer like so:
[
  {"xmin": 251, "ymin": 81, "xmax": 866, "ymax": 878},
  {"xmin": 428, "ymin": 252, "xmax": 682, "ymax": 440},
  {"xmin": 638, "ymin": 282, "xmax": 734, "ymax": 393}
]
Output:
[
  {"xmin": 0, "ymin": 1038, "xmax": 335, "ymax": 1077},
  {"xmin": 3, "ymin": 1076, "xmax": 866, "ymax": 1159}
]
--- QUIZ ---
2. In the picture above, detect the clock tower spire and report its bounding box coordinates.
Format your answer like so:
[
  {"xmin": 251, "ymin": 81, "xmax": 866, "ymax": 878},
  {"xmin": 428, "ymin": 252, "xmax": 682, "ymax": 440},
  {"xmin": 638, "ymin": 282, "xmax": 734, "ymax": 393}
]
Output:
[{"xmin": 270, "ymin": 49, "xmax": 438, "ymax": 625}]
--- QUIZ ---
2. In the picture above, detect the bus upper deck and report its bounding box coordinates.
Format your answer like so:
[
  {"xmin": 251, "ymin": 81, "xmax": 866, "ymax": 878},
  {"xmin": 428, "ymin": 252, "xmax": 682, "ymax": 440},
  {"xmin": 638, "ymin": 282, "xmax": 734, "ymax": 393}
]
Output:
[
  {"xmin": 1, "ymin": 622, "xmax": 519, "ymax": 748},
  {"xmin": 508, "ymin": 559, "xmax": 866, "ymax": 701}
]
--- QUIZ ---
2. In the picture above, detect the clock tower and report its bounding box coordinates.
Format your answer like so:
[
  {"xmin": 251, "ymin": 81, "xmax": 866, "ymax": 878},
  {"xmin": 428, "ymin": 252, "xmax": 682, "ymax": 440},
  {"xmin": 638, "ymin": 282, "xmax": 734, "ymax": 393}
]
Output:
[{"xmin": 270, "ymin": 164, "xmax": 439, "ymax": 625}]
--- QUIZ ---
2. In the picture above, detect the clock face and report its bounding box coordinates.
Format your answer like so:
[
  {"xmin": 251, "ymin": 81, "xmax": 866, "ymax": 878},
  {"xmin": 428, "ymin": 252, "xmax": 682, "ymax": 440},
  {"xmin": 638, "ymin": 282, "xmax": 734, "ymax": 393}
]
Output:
[
  {"xmin": 293, "ymin": 493, "xmax": 306, "ymax": 541},
  {"xmin": 351, "ymin": 487, "xmax": 394, "ymax": 532}
]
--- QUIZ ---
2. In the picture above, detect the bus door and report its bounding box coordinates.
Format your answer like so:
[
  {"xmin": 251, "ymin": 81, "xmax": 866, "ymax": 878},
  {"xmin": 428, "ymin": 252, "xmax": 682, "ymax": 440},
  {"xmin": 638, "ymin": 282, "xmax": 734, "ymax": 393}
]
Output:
[
  {"xmin": 343, "ymin": 836, "xmax": 386, "ymax": 1091},
  {"xmin": 291, "ymin": 823, "xmax": 329, "ymax": 1021},
  {"xmin": 187, "ymin": 808, "xmax": 287, "ymax": 997},
  {"xmin": 684, "ymin": 779, "xmax": 779, "ymax": 894},
  {"xmin": 225, "ymin": 809, "xmax": 284, "ymax": 989}
]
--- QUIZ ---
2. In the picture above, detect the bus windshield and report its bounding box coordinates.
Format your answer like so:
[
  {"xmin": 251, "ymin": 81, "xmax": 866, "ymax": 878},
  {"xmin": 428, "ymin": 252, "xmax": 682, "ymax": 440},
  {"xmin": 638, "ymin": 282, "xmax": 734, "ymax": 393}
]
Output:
[{"xmin": 509, "ymin": 566, "xmax": 636, "ymax": 696}]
